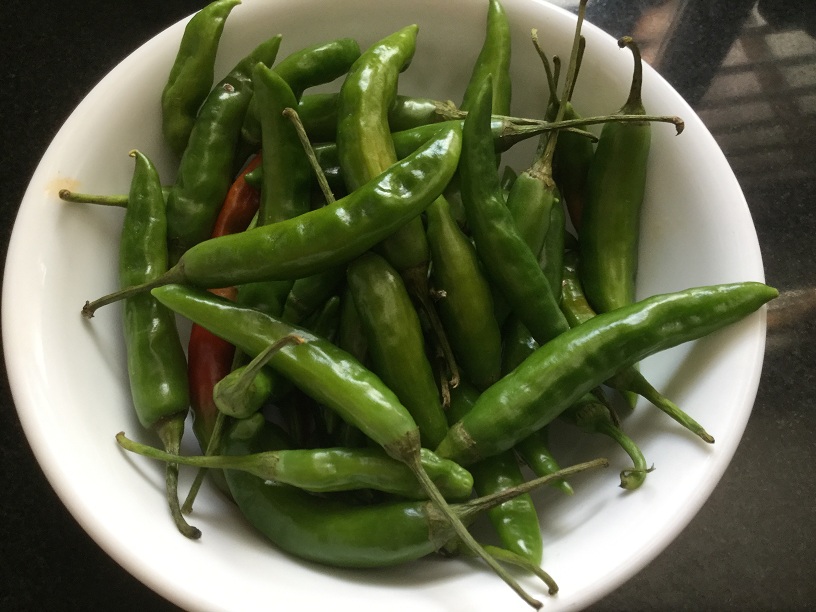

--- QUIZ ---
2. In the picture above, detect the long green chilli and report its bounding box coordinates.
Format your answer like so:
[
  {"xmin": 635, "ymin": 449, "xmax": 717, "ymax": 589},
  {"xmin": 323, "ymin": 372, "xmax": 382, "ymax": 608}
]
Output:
[
  {"xmin": 82, "ymin": 125, "xmax": 462, "ymax": 316},
  {"xmin": 120, "ymin": 150, "xmax": 198, "ymax": 539},
  {"xmin": 161, "ymin": 0, "xmax": 241, "ymax": 158},
  {"xmin": 165, "ymin": 35, "xmax": 282, "ymax": 263},
  {"xmin": 436, "ymin": 282, "xmax": 777, "ymax": 465}
]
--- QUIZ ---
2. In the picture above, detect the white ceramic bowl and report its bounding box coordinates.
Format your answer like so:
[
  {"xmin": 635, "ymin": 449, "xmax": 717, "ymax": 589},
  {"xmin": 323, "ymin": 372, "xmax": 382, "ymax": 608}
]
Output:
[{"xmin": 3, "ymin": 1, "xmax": 766, "ymax": 610}]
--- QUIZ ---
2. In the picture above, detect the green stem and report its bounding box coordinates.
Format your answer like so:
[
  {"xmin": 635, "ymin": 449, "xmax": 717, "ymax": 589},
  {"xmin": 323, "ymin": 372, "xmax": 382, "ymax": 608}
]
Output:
[
  {"xmin": 182, "ymin": 410, "xmax": 228, "ymax": 514},
  {"xmin": 407, "ymin": 455, "xmax": 543, "ymax": 610},
  {"xmin": 530, "ymin": 28, "xmax": 559, "ymax": 108},
  {"xmin": 595, "ymin": 421, "xmax": 652, "ymax": 490},
  {"xmin": 614, "ymin": 370, "xmax": 714, "ymax": 443},
  {"xmin": 482, "ymin": 546, "xmax": 559, "ymax": 595},
  {"xmin": 283, "ymin": 107, "xmax": 336, "ymax": 205},
  {"xmin": 153, "ymin": 415, "xmax": 201, "ymax": 538},
  {"xmin": 59, "ymin": 189, "xmax": 128, "ymax": 207},
  {"xmin": 81, "ymin": 265, "xmax": 186, "ymax": 318},
  {"xmin": 530, "ymin": 0, "xmax": 587, "ymax": 177}
]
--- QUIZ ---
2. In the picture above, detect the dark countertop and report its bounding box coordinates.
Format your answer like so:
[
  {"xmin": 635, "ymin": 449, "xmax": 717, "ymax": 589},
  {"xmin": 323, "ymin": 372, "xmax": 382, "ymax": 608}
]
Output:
[{"xmin": 1, "ymin": 1, "xmax": 814, "ymax": 610}]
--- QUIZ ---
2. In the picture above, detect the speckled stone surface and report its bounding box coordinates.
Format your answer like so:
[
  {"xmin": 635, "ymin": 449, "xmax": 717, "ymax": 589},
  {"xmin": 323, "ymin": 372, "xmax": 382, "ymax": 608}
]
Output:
[{"xmin": 1, "ymin": 1, "xmax": 814, "ymax": 610}]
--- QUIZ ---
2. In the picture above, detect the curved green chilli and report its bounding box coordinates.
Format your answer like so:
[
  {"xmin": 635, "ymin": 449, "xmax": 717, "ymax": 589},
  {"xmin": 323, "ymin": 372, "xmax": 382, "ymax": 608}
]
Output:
[
  {"xmin": 560, "ymin": 249, "xmax": 715, "ymax": 442},
  {"xmin": 240, "ymin": 37, "xmax": 363, "ymax": 150},
  {"xmin": 221, "ymin": 415, "xmax": 603, "ymax": 570},
  {"xmin": 579, "ymin": 36, "xmax": 651, "ymax": 314},
  {"xmin": 252, "ymin": 64, "xmax": 312, "ymax": 226},
  {"xmin": 337, "ymin": 25, "xmax": 431, "ymax": 278},
  {"xmin": 458, "ymin": 78, "xmax": 569, "ymax": 346},
  {"xmin": 82, "ymin": 124, "xmax": 461, "ymax": 317},
  {"xmin": 436, "ymin": 282, "xmax": 777, "ymax": 465},
  {"xmin": 165, "ymin": 35, "xmax": 282, "ymax": 263},
  {"xmin": 426, "ymin": 196, "xmax": 502, "ymax": 390},
  {"xmin": 120, "ymin": 150, "xmax": 197, "ymax": 539},
  {"xmin": 460, "ymin": 0, "xmax": 511, "ymax": 115},
  {"xmin": 161, "ymin": 0, "xmax": 241, "ymax": 158},
  {"xmin": 120, "ymin": 152, "xmax": 188, "ymax": 432},
  {"xmin": 448, "ymin": 383, "xmax": 543, "ymax": 565},
  {"xmin": 118, "ymin": 414, "xmax": 473, "ymax": 501},
  {"xmin": 150, "ymin": 284, "xmax": 422, "ymax": 458},
  {"xmin": 346, "ymin": 253, "xmax": 448, "ymax": 449},
  {"xmin": 337, "ymin": 25, "xmax": 416, "ymax": 191}
]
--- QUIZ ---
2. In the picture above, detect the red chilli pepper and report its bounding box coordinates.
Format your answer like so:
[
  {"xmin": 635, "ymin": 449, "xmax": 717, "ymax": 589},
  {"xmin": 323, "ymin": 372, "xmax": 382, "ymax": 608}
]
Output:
[{"xmin": 188, "ymin": 154, "xmax": 262, "ymax": 448}]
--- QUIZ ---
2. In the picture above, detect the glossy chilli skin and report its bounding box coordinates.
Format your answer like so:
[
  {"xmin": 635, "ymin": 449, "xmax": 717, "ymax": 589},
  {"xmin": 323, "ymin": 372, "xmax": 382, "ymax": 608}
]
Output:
[
  {"xmin": 560, "ymin": 249, "xmax": 715, "ymax": 442},
  {"xmin": 120, "ymin": 150, "xmax": 197, "ymax": 538},
  {"xmin": 346, "ymin": 253, "xmax": 448, "ymax": 448},
  {"xmin": 150, "ymin": 284, "xmax": 424, "ymax": 462},
  {"xmin": 458, "ymin": 78, "xmax": 570, "ymax": 346},
  {"xmin": 172, "ymin": 125, "xmax": 462, "ymax": 290},
  {"xmin": 435, "ymin": 282, "xmax": 777, "ymax": 465},
  {"xmin": 222, "ymin": 416, "xmax": 475, "ymax": 568},
  {"xmin": 578, "ymin": 37, "xmax": 651, "ymax": 314},
  {"xmin": 165, "ymin": 35, "xmax": 282, "ymax": 263},
  {"xmin": 161, "ymin": 0, "xmax": 240, "ymax": 158},
  {"xmin": 120, "ymin": 151, "xmax": 189, "ymax": 434},
  {"xmin": 460, "ymin": 0, "xmax": 512, "ymax": 115},
  {"xmin": 448, "ymin": 383, "xmax": 543, "ymax": 565},
  {"xmin": 426, "ymin": 196, "xmax": 502, "ymax": 390}
]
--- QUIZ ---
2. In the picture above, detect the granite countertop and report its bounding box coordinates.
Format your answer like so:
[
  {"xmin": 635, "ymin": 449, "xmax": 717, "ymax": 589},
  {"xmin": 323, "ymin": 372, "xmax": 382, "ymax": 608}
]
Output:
[{"xmin": 1, "ymin": 1, "xmax": 814, "ymax": 610}]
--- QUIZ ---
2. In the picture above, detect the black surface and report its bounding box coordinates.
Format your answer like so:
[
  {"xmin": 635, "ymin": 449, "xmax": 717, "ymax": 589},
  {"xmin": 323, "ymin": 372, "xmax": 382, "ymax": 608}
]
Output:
[{"xmin": 1, "ymin": 1, "xmax": 814, "ymax": 611}]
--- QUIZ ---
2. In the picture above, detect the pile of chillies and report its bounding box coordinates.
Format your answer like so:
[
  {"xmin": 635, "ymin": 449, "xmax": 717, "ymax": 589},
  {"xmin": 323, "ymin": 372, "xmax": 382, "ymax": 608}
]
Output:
[{"xmin": 70, "ymin": 0, "xmax": 777, "ymax": 608}]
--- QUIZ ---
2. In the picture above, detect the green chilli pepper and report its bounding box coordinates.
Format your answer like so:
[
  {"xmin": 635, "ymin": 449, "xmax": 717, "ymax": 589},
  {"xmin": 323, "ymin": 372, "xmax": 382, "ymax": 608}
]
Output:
[
  {"xmin": 149, "ymin": 282, "xmax": 555, "ymax": 607},
  {"xmin": 426, "ymin": 196, "xmax": 502, "ymax": 390},
  {"xmin": 346, "ymin": 252, "xmax": 448, "ymax": 449},
  {"xmin": 459, "ymin": 77, "xmax": 569, "ymax": 346},
  {"xmin": 252, "ymin": 64, "xmax": 312, "ymax": 226},
  {"xmin": 336, "ymin": 25, "xmax": 417, "ymax": 192},
  {"xmin": 161, "ymin": 0, "xmax": 241, "ymax": 158},
  {"xmin": 436, "ymin": 281, "xmax": 777, "ymax": 465},
  {"xmin": 460, "ymin": 0, "xmax": 512, "ymax": 115},
  {"xmin": 82, "ymin": 124, "xmax": 462, "ymax": 316},
  {"xmin": 218, "ymin": 415, "xmax": 604, "ymax": 573},
  {"xmin": 119, "ymin": 150, "xmax": 198, "ymax": 539},
  {"xmin": 449, "ymin": 383, "xmax": 543, "ymax": 565},
  {"xmin": 500, "ymin": 316, "xmax": 573, "ymax": 496},
  {"xmin": 239, "ymin": 37, "xmax": 362, "ymax": 152},
  {"xmin": 165, "ymin": 35, "xmax": 282, "ymax": 263},
  {"xmin": 579, "ymin": 36, "xmax": 651, "ymax": 314},
  {"xmin": 116, "ymin": 414, "xmax": 473, "ymax": 501},
  {"xmin": 335, "ymin": 26, "xmax": 461, "ymax": 389},
  {"xmin": 560, "ymin": 249, "xmax": 715, "ymax": 442}
]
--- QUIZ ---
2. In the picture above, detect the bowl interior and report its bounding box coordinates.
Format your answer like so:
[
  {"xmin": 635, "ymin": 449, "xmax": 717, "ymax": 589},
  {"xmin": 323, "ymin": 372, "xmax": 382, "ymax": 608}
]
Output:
[{"xmin": 3, "ymin": 1, "xmax": 766, "ymax": 611}]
